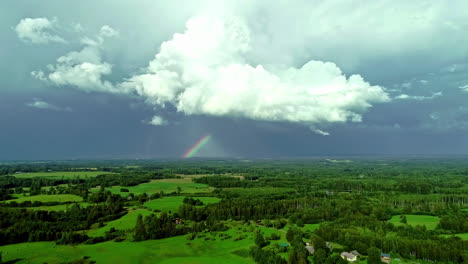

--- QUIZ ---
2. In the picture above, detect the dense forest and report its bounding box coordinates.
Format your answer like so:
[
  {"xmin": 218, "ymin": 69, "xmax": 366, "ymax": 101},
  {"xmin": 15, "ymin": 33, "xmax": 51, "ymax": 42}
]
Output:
[{"xmin": 0, "ymin": 158, "xmax": 466, "ymax": 263}]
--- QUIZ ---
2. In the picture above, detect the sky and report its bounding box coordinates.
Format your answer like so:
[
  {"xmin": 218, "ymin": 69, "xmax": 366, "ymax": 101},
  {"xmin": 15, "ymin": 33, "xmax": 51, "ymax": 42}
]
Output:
[{"xmin": 1, "ymin": 0, "xmax": 468, "ymax": 160}]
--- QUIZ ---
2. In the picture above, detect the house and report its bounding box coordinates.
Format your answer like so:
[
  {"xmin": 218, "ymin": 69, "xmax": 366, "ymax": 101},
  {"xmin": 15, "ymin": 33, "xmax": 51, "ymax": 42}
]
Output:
[
  {"xmin": 350, "ymin": 250, "xmax": 360, "ymax": 257},
  {"xmin": 305, "ymin": 246, "xmax": 315, "ymax": 255},
  {"xmin": 381, "ymin": 253, "xmax": 391, "ymax": 264},
  {"xmin": 340, "ymin": 252, "xmax": 357, "ymax": 262}
]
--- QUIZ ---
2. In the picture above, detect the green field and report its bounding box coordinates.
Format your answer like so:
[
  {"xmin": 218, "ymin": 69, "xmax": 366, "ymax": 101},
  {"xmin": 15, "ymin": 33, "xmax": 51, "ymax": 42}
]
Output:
[
  {"xmin": 220, "ymin": 187, "xmax": 296, "ymax": 198},
  {"xmin": 19, "ymin": 203, "xmax": 90, "ymax": 211},
  {"xmin": 11, "ymin": 193, "xmax": 28, "ymax": 199},
  {"xmin": 14, "ymin": 171, "xmax": 114, "ymax": 179},
  {"xmin": 440, "ymin": 233, "xmax": 468, "ymax": 240},
  {"xmin": 302, "ymin": 223, "xmax": 320, "ymax": 232},
  {"xmin": 143, "ymin": 196, "xmax": 221, "ymax": 213},
  {"xmin": 388, "ymin": 215, "xmax": 440, "ymax": 230},
  {"xmin": 0, "ymin": 233, "xmax": 255, "ymax": 264},
  {"xmin": 91, "ymin": 179, "xmax": 213, "ymax": 196},
  {"xmin": 6, "ymin": 194, "xmax": 83, "ymax": 203},
  {"xmin": 88, "ymin": 209, "xmax": 154, "ymax": 237}
]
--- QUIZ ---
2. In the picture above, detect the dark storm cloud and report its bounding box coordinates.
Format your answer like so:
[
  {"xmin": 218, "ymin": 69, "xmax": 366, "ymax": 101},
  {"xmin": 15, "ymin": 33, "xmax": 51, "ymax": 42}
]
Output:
[{"xmin": 1, "ymin": 0, "xmax": 468, "ymax": 159}]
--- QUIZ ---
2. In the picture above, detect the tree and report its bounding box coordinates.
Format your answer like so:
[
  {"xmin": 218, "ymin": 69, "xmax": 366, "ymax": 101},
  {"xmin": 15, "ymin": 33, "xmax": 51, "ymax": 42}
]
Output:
[
  {"xmin": 134, "ymin": 214, "xmax": 145, "ymax": 241},
  {"xmin": 337, "ymin": 257, "xmax": 348, "ymax": 264},
  {"xmin": 255, "ymin": 232, "xmax": 267, "ymax": 247},
  {"xmin": 311, "ymin": 235, "xmax": 327, "ymax": 252},
  {"xmin": 326, "ymin": 254, "xmax": 340, "ymax": 264},
  {"xmin": 296, "ymin": 250, "xmax": 308, "ymax": 264},
  {"xmin": 288, "ymin": 250, "xmax": 298, "ymax": 264},
  {"xmin": 367, "ymin": 247, "xmax": 381, "ymax": 264},
  {"xmin": 296, "ymin": 219, "xmax": 304, "ymax": 228},
  {"xmin": 289, "ymin": 215, "xmax": 298, "ymax": 225},
  {"xmin": 176, "ymin": 186, "xmax": 182, "ymax": 194},
  {"xmin": 400, "ymin": 215, "xmax": 407, "ymax": 224},
  {"xmin": 314, "ymin": 248, "xmax": 327, "ymax": 264},
  {"xmin": 286, "ymin": 228, "xmax": 295, "ymax": 243}
]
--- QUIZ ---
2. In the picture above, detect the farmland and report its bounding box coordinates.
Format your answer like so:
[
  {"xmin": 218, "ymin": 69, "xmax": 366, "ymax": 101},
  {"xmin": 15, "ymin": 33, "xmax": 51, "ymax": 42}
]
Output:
[
  {"xmin": 13, "ymin": 171, "xmax": 114, "ymax": 179},
  {"xmin": 0, "ymin": 221, "xmax": 323, "ymax": 264},
  {"xmin": 0, "ymin": 159, "xmax": 467, "ymax": 264},
  {"xmin": 88, "ymin": 209, "xmax": 154, "ymax": 237},
  {"xmin": 440, "ymin": 233, "xmax": 468, "ymax": 240},
  {"xmin": 143, "ymin": 196, "xmax": 221, "ymax": 212},
  {"xmin": 0, "ymin": 236, "xmax": 255, "ymax": 264},
  {"xmin": 5, "ymin": 194, "xmax": 83, "ymax": 203},
  {"xmin": 90, "ymin": 178, "xmax": 213, "ymax": 196},
  {"xmin": 388, "ymin": 215, "xmax": 441, "ymax": 230}
]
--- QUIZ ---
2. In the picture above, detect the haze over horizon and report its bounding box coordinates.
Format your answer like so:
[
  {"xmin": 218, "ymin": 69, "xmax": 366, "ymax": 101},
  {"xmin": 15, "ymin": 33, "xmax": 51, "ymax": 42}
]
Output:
[{"xmin": 1, "ymin": 0, "xmax": 468, "ymax": 160}]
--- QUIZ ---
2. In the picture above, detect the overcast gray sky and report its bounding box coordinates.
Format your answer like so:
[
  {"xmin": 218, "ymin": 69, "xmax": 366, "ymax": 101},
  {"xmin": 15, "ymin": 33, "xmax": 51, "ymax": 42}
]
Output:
[{"xmin": 1, "ymin": 0, "xmax": 468, "ymax": 160}]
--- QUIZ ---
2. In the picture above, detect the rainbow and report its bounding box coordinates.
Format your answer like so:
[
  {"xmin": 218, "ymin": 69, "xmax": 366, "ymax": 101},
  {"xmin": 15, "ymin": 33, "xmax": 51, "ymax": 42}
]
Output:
[{"xmin": 182, "ymin": 135, "xmax": 211, "ymax": 158}]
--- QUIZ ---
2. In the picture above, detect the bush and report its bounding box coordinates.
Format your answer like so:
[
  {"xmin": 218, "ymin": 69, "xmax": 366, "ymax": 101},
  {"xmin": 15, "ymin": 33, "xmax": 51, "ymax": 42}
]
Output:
[
  {"xmin": 186, "ymin": 233, "xmax": 197, "ymax": 240},
  {"xmin": 266, "ymin": 233, "xmax": 281, "ymax": 240}
]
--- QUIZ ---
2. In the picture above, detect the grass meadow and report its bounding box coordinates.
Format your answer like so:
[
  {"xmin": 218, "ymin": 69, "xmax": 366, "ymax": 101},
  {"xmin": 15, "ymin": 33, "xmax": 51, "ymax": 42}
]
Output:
[
  {"xmin": 6, "ymin": 194, "xmax": 84, "ymax": 203},
  {"xmin": 143, "ymin": 196, "xmax": 221, "ymax": 212},
  {"xmin": 388, "ymin": 214, "xmax": 440, "ymax": 230},
  {"xmin": 440, "ymin": 233, "xmax": 468, "ymax": 240},
  {"xmin": 220, "ymin": 187, "xmax": 296, "ymax": 198},
  {"xmin": 90, "ymin": 179, "xmax": 213, "ymax": 196},
  {"xmin": 88, "ymin": 209, "xmax": 154, "ymax": 237},
  {"xmin": 13, "ymin": 171, "xmax": 114, "ymax": 179},
  {"xmin": 1, "ymin": 230, "xmax": 256, "ymax": 264},
  {"xmin": 19, "ymin": 203, "xmax": 90, "ymax": 211}
]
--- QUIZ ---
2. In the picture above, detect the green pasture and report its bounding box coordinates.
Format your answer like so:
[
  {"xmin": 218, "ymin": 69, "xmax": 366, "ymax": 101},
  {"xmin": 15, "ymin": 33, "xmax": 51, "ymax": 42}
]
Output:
[
  {"xmin": 440, "ymin": 233, "xmax": 468, "ymax": 240},
  {"xmin": 11, "ymin": 193, "xmax": 28, "ymax": 199},
  {"xmin": 90, "ymin": 180, "xmax": 213, "ymax": 196},
  {"xmin": 144, "ymin": 196, "xmax": 221, "ymax": 213},
  {"xmin": 388, "ymin": 215, "xmax": 440, "ymax": 230},
  {"xmin": 0, "ymin": 232, "xmax": 255, "ymax": 264},
  {"xmin": 13, "ymin": 171, "xmax": 113, "ymax": 179},
  {"xmin": 6, "ymin": 194, "xmax": 83, "ymax": 203},
  {"xmin": 20, "ymin": 203, "xmax": 90, "ymax": 211},
  {"xmin": 302, "ymin": 223, "xmax": 320, "ymax": 232},
  {"xmin": 220, "ymin": 187, "xmax": 296, "ymax": 198},
  {"xmin": 88, "ymin": 209, "xmax": 154, "ymax": 237}
]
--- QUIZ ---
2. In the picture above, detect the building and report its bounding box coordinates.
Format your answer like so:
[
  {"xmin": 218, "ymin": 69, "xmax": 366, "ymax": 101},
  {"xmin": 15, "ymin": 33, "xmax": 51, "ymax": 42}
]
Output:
[
  {"xmin": 381, "ymin": 253, "xmax": 391, "ymax": 263},
  {"xmin": 340, "ymin": 252, "xmax": 357, "ymax": 262},
  {"xmin": 305, "ymin": 245, "xmax": 315, "ymax": 255}
]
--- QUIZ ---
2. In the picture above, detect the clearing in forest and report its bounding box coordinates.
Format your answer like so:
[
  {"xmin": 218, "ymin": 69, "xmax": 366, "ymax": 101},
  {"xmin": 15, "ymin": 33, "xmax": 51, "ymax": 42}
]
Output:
[
  {"xmin": 143, "ymin": 196, "xmax": 221, "ymax": 212},
  {"xmin": 0, "ymin": 232, "xmax": 255, "ymax": 264},
  {"xmin": 88, "ymin": 208, "xmax": 154, "ymax": 237},
  {"xmin": 388, "ymin": 214, "xmax": 440, "ymax": 230},
  {"xmin": 91, "ymin": 179, "xmax": 213, "ymax": 196},
  {"xmin": 6, "ymin": 194, "xmax": 84, "ymax": 203},
  {"xmin": 14, "ymin": 171, "xmax": 114, "ymax": 179}
]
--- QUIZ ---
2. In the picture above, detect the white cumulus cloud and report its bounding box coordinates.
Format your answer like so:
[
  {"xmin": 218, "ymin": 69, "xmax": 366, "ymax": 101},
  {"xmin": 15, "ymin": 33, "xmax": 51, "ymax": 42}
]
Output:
[
  {"xmin": 395, "ymin": 92, "xmax": 442, "ymax": 100},
  {"xmin": 121, "ymin": 16, "xmax": 389, "ymax": 126},
  {"xmin": 310, "ymin": 127, "xmax": 330, "ymax": 136},
  {"xmin": 26, "ymin": 98, "xmax": 71, "ymax": 111},
  {"xmin": 32, "ymin": 25, "xmax": 120, "ymax": 93},
  {"xmin": 15, "ymin": 17, "xmax": 65, "ymax": 44},
  {"xmin": 459, "ymin": 84, "xmax": 468, "ymax": 92},
  {"xmin": 146, "ymin": 116, "xmax": 168, "ymax": 126}
]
